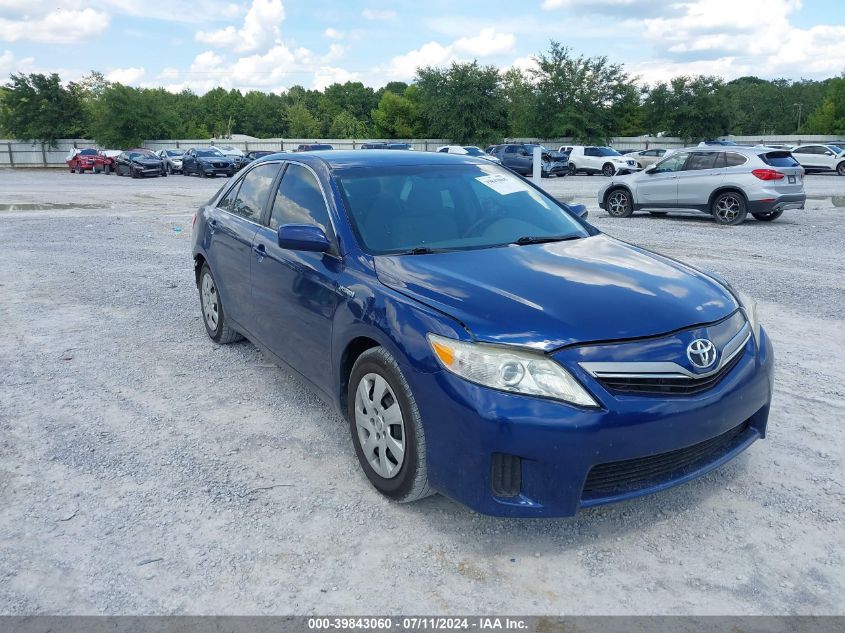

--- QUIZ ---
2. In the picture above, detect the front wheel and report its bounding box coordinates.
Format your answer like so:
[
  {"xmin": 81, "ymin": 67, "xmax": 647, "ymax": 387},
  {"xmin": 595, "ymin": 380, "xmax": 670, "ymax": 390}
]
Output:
[
  {"xmin": 606, "ymin": 189, "xmax": 634, "ymax": 217},
  {"xmin": 602, "ymin": 163, "xmax": 615, "ymax": 177},
  {"xmin": 752, "ymin": 210, "xmax": 783, "ymax": 222},
  {"xmin": 199, "ymin": 264, "xmax": 243, "ymax": 344},
  {"xmin": 348, "ymin": 347, "xmax": 433, "ymax": 503},
  {"xmin": 712, "ymin": 192, "xmax": 747, "ymax": 225},
  {"xmin": 837, "ymin": 161, "xmax": 845, "ymax": 176},
  {"xmin": 103, "ymin": 164, "xmax": 111, "ymax": 175},
  {"xmin": 568, "ymin": 163, "xmax": 577, "ymax": 176}
]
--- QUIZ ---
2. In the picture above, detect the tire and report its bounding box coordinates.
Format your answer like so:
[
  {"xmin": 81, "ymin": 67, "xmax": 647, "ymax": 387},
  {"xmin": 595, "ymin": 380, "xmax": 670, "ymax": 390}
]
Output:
[
  {"xmin": 76, "ymin": 165, "xmax": 84, "ymax": 174},
  {"xmin": 602, "ymin": 163, "xmax": 615, "ymax": 177},
  {"xmin": 198, "ymin": 264, "xmax": 243, "ymax": 344},
  {"xmin": 752, "ymin": 210, "xmax": 783, "ymax": 222},
  {"xmin": 837, "ymin": 161, "xmax": 845, "ymax": 176},
  {"xmin": 166, "ymin": 163, "xmax": 172, "ymax": 175},
  {"xmin": 711, "ymin": 191, "xmax": 748, "ymax": 225},
  {"xmin": 161, "ymin": 169, "xmax": 168, "ymax": 177},
  {"xmin": 103, "ymin": 164, "xmax": 111, "ymax": 175},
  {"xmin": 131, "ymin": 168, "xmax": 139, "ymax": 179},
  {"xmin": 605, "ymin": 188, "xmax": 634, "ymax": 218},
  {"xmin": 568, "ymin": 163, "xmax": 577, "ymax": 176},
  {"xmin": 348, "ymin": 347, "xmax": 433, "ymax": 503}
]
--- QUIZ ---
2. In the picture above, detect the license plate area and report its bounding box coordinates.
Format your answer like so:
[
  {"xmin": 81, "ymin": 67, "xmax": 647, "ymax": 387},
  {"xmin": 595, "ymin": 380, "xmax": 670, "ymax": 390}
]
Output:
[{"xmin": 788, "ymin": 175, "xmax": 796, "ymax": 183}]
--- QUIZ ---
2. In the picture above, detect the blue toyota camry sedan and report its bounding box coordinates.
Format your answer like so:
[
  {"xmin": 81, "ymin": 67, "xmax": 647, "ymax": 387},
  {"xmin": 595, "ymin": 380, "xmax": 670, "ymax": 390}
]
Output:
[{"xmin": 191, "ymin": 150, "xmax": 774, "ymax": 517}]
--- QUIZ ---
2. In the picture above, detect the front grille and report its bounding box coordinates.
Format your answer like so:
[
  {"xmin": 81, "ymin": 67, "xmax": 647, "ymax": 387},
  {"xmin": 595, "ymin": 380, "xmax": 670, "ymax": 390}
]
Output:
[
  {"xmin": 491, "ymin": 453, "xmax": 522, "ymax": 497},
  {"xmin": 597, "ymin": 346, "xmax": 744, "ymax": 395},
  {"xmin": 213, "ymin": 161, "xmax": 226, "ymax": 168},
  {"xmin": 582, "ymin": 420, "xmax": 750, "ymax": 498}
]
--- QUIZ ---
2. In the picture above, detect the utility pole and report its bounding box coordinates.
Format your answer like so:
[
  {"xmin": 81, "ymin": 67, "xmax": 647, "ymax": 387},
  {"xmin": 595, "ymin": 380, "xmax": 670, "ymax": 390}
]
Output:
[{"xmin": 793, "ymin": 103, "xmax": 804, "ymax": 133}]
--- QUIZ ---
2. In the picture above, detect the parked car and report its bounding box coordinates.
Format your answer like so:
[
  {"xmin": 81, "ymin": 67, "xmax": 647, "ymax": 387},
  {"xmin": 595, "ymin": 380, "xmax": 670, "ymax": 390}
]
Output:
[
  {"xmin": 360, "ymin": 142, "xmax": 388, "ymax": 149},
  {"xmin": 790, "ymin": 144, "xmax": 845, "ymax": 176},
  {"xmin": 699, "ymin": 140, "xmax": 739, "ymax": 147},
  {"xmin": 387, "ymin": 143, "xmax": 414, "ymax": 150},
  {"xmin": 192, "ymin": 150, "xmax": 773, "ymax": 517},
  {"xmin": 157, "ymin": 149, "xmax": 185, "ymax": 174},
  {"xmin": 598, "ymin": 146, "xmax": 806, "ymax": 225},
  {"xmin": 66, "ymin": 148, "xmax": 114, "ymax": 174},
  {"xmin": 492, "ymin": 143, "xmax": 568, "ymax": 177},
  {"xmin": 296, "ymin": 144, "xmax": 334, "ymax": 152},
  {"xmin": 211, "ymin": 144, "xmax": 247, "ymax": 170},
  {"xmin": 182, "ymin": 148, "xmax": 235, "ymax": 178},
  {"xmin": 626, "ymin": 148, "xmax": 669, "ymax": 169},
  {"xmin": 437, "ymin": 145, "xmax": 501, "ymax": 164},
  {"xmin": 243, "ymin": 150, "xmax": 275, "ymax": 165},
  {"xmin": 114, "ymin": 149, "xmax": 166, "ymax": 178},
  {"xmin": 567, "ymin": 146, "xmax": 641, "ymax": 176}
]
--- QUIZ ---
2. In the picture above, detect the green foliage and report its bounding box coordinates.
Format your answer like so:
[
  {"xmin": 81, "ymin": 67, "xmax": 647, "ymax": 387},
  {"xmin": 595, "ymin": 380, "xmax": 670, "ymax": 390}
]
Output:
[
  {"xmin": 500, "ymin": 68, "xmax": 536, "ymax": 138},
  {"xmin": 0, "ymin": 73, "xmax": 86, "ymax": 145},
  {"xmin": 415, "ymin": 61, "xmax": 506, "ymax": 144},
  {"xmin": 286, "ymin": 102, "xmax": 321, "ymax": 138},
  {"xmin": 530, "ymin": 42, "xmax": 631, "ymax": 143},
  {"xmin": 372, "ymin": 88, "xmax": 420, "ymax": 138},
  {"xmin": 805, "ymin": 77, "xmax": 845, "ymax": 135},
  {"xmin": 642, "ymin": 76, "xmax": 731, "ymax": 141},
  {"xmin": 329, "ymin": 110, "xmax": 370, "ymax": 138}
]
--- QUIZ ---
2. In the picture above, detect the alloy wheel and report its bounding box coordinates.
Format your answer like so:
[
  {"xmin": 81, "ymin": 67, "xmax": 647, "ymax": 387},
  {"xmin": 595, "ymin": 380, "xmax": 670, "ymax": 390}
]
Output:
[
  {"xmin": 201, "ymin": 272, "xmax": 219, "ymax": 332},
  {"xmin": 603, "ymin": 163, "xmax": 615, "ymax": 177},
  {"xmin": 714, "ymin": 195, "xmax": 742, "ymax": 223},
  {"xmin": 607, "ymin": 191, "xmax": 630, "ymax": 216},
  {"xmin": 354, "ymin": 372, "xmax": 406, "ymax": 479}
]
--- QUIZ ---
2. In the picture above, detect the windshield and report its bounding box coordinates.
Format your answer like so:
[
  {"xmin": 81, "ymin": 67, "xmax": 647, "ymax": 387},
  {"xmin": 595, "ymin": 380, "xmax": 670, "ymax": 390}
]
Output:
[
  {"xmin": 79, "ymin": 149, "xmax": 97, "ymax": 156},
  {"xmin": 196, "ymin": 149, "xmax": 224, "ymax": 157},
  {"xmin": 128, "ymin": 151, "xmax": 154, "ymax": 159},
  {"xmin": 165, "ymin": 149, "xmax": 184, "ymax": 156},
  {"xmin": 596, "ymin": 147, "xmax": 622, "ymax": 157},
  {"xmin": 336, "ymin": 164, "xmax": 590, "ymax": 255},
  {"xmin": 827, "ymin": 145, "xmax": 844, "ymax": 154},
  {"xmin": 463, "ymin": 146, "xmax": 485, "ymax": 156}
]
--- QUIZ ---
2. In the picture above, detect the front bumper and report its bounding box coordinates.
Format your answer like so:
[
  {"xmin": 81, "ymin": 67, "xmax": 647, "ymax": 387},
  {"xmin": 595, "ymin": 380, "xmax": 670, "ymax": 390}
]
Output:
[
  {"xmin": 199, "ymin": 162, "xmax": 234, "ymax": 175},
  {"xmin": 748, "ymin": 193, "xmax": 806, "ymax": 214},
  {"xmin": 410, "ymin": 326, "xmax": 774, "ymax": 517}
]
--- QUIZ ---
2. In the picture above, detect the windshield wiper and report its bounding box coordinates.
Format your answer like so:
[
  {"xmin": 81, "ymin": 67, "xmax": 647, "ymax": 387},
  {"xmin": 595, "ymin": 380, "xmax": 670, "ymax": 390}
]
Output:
[
  {"xmin": 396, "ymin": 246, "xmax": 448, "ymax": 255},
  {"xmin": 511, "ymin": 234, "xmax": 582, "ymax": 246}
]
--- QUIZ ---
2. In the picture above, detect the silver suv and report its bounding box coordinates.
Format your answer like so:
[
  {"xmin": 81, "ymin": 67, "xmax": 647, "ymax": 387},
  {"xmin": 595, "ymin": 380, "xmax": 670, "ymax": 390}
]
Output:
[{"xmin": 597, "ymin": 146, "xmax": 806, "ymax": 225}]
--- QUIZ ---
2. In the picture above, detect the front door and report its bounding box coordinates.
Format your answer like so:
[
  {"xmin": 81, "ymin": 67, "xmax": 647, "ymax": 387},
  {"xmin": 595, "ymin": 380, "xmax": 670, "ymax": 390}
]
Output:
[
  {"xmin": 637, "ymin": 152, "xmax": 687, "ymax": 207},
  {"xmin": 250, "ymin": 162, "xmax": 341, "ymax": 393}
]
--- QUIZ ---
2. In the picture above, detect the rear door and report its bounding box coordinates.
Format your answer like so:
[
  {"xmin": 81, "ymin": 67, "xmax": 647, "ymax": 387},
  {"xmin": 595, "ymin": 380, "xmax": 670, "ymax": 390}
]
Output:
[
  {"xmin": 676, "ymin": 151, "xmax": 724, "ymax": 209},
  {"xmin": 793, "ymin": 145, "xmax": 824, "ymax": 170},
  {"xmin": 205, "ymin": 162, "xmax": 281, "ymax": 327}
]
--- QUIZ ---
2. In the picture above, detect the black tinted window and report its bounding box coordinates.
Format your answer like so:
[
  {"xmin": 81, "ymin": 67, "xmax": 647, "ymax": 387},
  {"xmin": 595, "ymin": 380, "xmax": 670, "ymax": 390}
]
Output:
[
  {"xmin": 504, "ymin": 146, "xmax": 517, "ymax": 154},
  {"xmin": 269, "ymin": 164, "xmax": 332, "ymax": 236},
  {"xmin": 760, "ymin": 152, "xmax": 801, "ymax": 167},
  {"xmin": 724, "ymin": 153, "xmax": 747, "ymax": 167},
  {"xmin": 231, "ymin": 163, "xmax": 279, "ymax": 222},
  {"xmin": 218, "ymin": 182, "xmax": 239, "ymax": 212},
  {"xmin": 684, "ymin": 152, "xmax": 718, "ymax": 170}
]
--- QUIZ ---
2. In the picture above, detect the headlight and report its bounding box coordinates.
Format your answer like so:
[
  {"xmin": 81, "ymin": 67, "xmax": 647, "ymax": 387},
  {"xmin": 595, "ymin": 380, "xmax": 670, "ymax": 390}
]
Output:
[
  {"xmin": 427, "ymin": 334, "xmax": 598, "ymax": 407},
  {"xmin": 735, "ymin": 290, "xmax": 761, "ymax": 345}
]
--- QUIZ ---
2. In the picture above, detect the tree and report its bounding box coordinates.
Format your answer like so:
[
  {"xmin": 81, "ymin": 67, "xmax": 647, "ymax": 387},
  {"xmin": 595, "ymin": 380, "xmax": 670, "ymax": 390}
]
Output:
[
  {"xmin": 371, "ymin": 88, "xmax": 421, "ymax": 138},
  {"xmin": 87, "ymin": 83, "xmax": 180, "ymax": 147},
  {"xmin": 415, "ymin": 61, "xmax": 506, "ymax": 143},
  {"xmin": 329, "ymin": 110, "xmax": 369, "ymax": 138},
  {"xmin": 643, "ymin": 75, "xmax": 731, "ymax": 141},
  {"xmin": 500, "ymin": 68, "xmax": 537, "ymax": 138},
  {"xmin": 286, "ymin": 101, "xmax": 321, "ymax": 137},
  {"xmin": 530, "ymin": 42, "xmax": 631, "ymax": 142},
  {"xmin": 0, "ymin": 73, "xmax": 86, "ymax": 144},
  {"xmin": 805, "ymin": 76, "xmax": 845, "ymax": 135}
]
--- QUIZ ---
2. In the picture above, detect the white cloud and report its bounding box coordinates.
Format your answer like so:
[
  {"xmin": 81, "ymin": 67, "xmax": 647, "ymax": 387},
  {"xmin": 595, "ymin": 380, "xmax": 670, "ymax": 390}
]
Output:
[
  {"xmin": 377, "ymin": 28, "xmax": 517, "ymax": 82},
  {"xmin": 106, "ymin": 67, "xmax": 146, "ymax": 85},
  {"xmin": 510, "ymin": 55, "xmax": 539, "ymax": 74},
  {"xmin": 313, "ymin": 66, "xmax": 360, "ymax": 90},
  {"xmin": 323, "ymin": 27, "xmax": 344, "ymax": 39},
  {"xmin": 0, "ymin": 8, "xmax": 109, "ymax": 43},
  {"xmin": 196, "ymin": 0, "xmax": 284, "ymax": 53},
  {"xmin": 0, "ymin": 49, "xmax": 35, "ymax": 76},
  {"xmin": 362, "ymin": 8, "xmax": 396, "ymax": 20}
]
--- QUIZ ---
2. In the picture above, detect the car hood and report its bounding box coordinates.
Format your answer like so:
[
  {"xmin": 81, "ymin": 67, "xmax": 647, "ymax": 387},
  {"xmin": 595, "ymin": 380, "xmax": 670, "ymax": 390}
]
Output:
[
  {"xmin": 374, "ymin": 234, "xmax": 737, "ymax": 351},
  {"xmin": 199, "ymin": 156, "xmax": 230, "ymax": 162},
  {"xmin": 132, "ymin": 158, "xmax": 161, "ymax": 166}
]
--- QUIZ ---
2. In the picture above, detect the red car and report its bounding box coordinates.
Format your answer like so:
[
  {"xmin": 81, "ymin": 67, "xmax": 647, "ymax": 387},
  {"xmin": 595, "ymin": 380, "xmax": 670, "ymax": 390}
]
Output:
[{"xmin": 66, "ymin": 148, "xmax": 115, "ymax": 174}]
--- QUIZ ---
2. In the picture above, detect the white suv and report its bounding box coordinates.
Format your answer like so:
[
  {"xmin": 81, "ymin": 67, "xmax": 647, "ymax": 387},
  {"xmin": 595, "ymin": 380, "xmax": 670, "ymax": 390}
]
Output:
[
  {"xmin": 790, "ymin": 144, "xmax": 845, "ymax": 176},
  {"xmin": 597, "ymin": 146, "xmax": 806, "ymax": 225},
  {"xmin": 567, "ymin": 146, "xmax": 641, "ymax": 176}
]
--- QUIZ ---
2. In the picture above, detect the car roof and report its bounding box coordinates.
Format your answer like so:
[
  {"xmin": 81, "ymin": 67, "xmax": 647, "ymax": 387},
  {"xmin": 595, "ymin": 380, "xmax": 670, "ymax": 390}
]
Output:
[{"xmin": 252, "ymin": 149, "xmax": 491, "ymax": 169}]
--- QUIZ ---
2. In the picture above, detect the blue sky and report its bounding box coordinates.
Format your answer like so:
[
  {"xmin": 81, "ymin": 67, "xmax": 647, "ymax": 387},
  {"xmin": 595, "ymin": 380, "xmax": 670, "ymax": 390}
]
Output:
[{"xmin": 1, "ymin": 0, "xmax": 843, "ymax": 94}]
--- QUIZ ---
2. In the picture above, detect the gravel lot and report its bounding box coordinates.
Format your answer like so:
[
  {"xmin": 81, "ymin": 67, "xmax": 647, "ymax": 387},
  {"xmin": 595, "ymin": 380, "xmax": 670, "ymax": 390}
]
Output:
[{"xmin": 1, "ymin": 167, "xmax": 843, "ymax": 615}]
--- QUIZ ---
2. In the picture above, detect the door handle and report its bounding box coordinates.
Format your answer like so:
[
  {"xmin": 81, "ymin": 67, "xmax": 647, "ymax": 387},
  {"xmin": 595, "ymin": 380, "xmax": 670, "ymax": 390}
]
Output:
[
  {"xmin": 253, "ymin": 243, "xmax": 266, "ymax": 260},
  {"xmin": 209, "ymin": 219, "xmax": 218, "ymax": 233}
]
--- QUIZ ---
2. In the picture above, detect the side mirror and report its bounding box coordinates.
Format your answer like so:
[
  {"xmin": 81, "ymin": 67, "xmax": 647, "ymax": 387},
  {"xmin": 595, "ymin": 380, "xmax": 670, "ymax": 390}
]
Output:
[
  {"xmin": 569, "ymin": 203, "xmax": 589, "ymax": 220},
  {"xmin": 645, "ymin": 164, "xmax": 657, "ymax": 174},
  {"xmin": 277, "ymin": 224, "xmax": 331, "ymax": 252},
  {"xmin": 824, "ymin": 151, "xmax": 834, "ymax": 156}
]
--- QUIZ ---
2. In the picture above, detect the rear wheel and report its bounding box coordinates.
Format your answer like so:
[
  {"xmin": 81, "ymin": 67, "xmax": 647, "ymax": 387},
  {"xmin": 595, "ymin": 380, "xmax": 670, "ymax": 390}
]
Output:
[
  {"xmin": 76, "ymin": 165, "xmax": 84, "ymax": 174},
  {"xmin": 348, "ymin": 347, "xmax": 432, "ymax": 503},
  {"xmin": 602, "ymin": 163, "xmax": 615, "ymax": 177},
  {"xmin": 752, "ymin": 210, "xmax": 783, "ymax": 221},
  {"xmin": 712, "ymin": 191, "xmax": 747, "ymax": 225},
  {"xmin": 103, "ymin": 164, "xmax": 111, "ymax": 175},
  {"xmin": 568, "ymin": 163, "xmax": 577, "ymax": 176},
  {"xmin": 606, "ymin": 189, "xmax": 634, "ymax": 217},
  {"xmin": 199, "ymin": 264, "xmax": 243, "ymax": 344}
]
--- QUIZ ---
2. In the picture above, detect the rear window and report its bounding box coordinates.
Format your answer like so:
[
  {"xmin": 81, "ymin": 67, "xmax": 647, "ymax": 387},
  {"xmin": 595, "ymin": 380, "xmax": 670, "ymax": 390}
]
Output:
[
  {"xmin": 759, "ymin": 152, "xmax": 800, "ymax": 167},
  {"xmin": 724, "ymin": 152, "xmax": 748, "ymax": 167}
]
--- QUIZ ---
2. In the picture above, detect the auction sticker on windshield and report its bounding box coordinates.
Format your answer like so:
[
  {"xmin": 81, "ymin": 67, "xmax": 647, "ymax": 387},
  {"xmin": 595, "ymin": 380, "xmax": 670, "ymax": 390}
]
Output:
[{"xmin": 476, "ymin": 174, "xmax": 524, "ymax": 195}]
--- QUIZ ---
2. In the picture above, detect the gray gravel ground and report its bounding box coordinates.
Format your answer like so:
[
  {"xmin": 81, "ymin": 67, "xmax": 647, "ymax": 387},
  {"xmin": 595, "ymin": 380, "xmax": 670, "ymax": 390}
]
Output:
[{"xmin": 0, "ymin": 168, "xmax": 843, "ymax": 615}]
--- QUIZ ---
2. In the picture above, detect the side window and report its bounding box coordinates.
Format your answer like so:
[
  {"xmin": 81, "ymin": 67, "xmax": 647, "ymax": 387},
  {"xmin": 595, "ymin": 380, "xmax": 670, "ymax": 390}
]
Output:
[
  {"xmin": 218, "ymin": 181, "xmax": 240, "ymax": 212},
  {"xmin": 684, "ymin": 152, "xmax": 718, "ymax": 171},
  {"xmin": 724, "ymin": 152, "xmax": 748, "ymax": 167},
  {"xmin": 438, "ymin": 147, "xmax": 448, "ymax": 153},
  {"xmin": 231, "ymin": 163, "xmax": 279, "ymax": 222},
  {"xmin": 584, "ymin": 147, "xmax": 598, "ymax": 157},
  {"xmin": 654, "ymin": 153, "xmax": 687, "ymax": 173},
  {"xmin": 269, "ymin": 163, "xmax": 333, "ymax": 239},
  {"xmin": 504, "ymin": 146, "xmax": 518, "ymax": 154}
]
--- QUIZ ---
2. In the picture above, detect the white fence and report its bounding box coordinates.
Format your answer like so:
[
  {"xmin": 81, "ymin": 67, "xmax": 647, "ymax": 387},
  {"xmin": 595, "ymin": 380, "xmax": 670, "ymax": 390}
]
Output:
[{"xmin": 3, "ymin": 135, "xmax": 844, "ymax": 168}]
